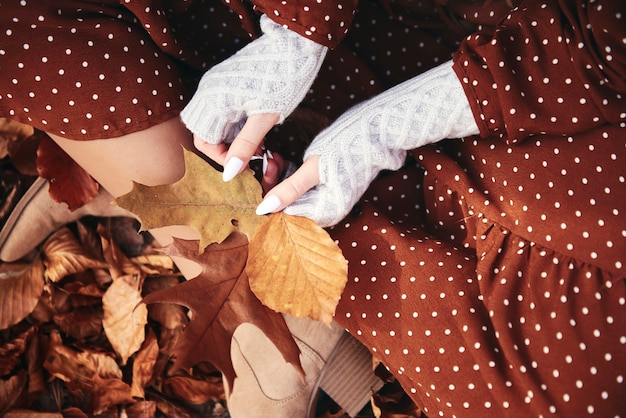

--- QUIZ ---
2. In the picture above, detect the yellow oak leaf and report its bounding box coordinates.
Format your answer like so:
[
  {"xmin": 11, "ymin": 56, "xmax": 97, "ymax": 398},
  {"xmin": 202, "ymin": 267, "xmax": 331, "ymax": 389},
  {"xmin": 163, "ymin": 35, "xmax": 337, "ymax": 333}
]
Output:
[
  {"xmin": 246, "ymin": 213, "xmax": 348, "ymax": 325},
  {"xmin": 115, "ymin": 149, "xmax": 263, "ymax": 252}
]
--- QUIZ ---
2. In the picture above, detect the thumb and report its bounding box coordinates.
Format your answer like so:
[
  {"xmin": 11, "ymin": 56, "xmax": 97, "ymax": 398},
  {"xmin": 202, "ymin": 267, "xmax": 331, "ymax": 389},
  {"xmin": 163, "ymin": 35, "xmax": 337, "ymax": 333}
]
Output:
[
  {"xmin": 222, "ymin": 113, "xmax": 279, "ymax": 181},
  {"xmin": 256, "ymin": 156, "xmax": 320, "ymax": 215}
]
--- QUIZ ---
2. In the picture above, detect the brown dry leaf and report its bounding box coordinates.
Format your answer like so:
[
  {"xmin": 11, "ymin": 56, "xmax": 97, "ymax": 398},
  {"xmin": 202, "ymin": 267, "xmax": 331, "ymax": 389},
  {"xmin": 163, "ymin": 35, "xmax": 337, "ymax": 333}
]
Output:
[
  {"xmin": 89, "ymin": 374, "xmax": 135, "ymax": 415},
  {"xmin": 60, "ymin": 407, "xmax": 88, "ymax": 418},
  {"xmin": 143, "ymin": 275, "xmax": 188, "ymax": 377},
  {"xmin": 44, "ymin": 331, "xmax": 122, "ymax": 385},
  {"xmin": 247, "ymin": 213, "xmax": 348, "ymax": 325},
  {"xmin": 0, "ymin": 370, "xmax": 27, "ymax": 413},
  {"xmin": 25, "ymin": 331, "xmax": 46, "ymax": 399},
  {"xmin": 131, "ymin": 329, "xmax": 159, "ymax": 399},
  {"xmin": 29, "ymin": 288, "xmax": 55, "ymax": 324},
  {"xmin": 36, "ymin": 134, "xmax": 99, "ymax": 210},
  {"xmin": 144, "ymin": 276, "xmax": 189, "ymax": 331},
  {"xmin": 0, "ymin": 328, "xmax": 34, "ymax": 376},
  {"xmin": 102, "ymin": 275, "xmax": 148, "ymax": 365},
  {"xmin": 74, "ymin": 219, "xmax": 104, "ymax": 260},
  {"xmin": 115, "ymin": 149, "xmax": 263, "ymax": 252},
  {"xmin": 372, "ymin": 379, "xmax": 424, "ymax": 418},
  {"xmin": 0, "ymin": 259, "xmax": 45, "ymax": 330},
  {"xmin": 53, "ymin": 306, "xmax": 103, "ymax": 341},
  {"xmin": 6, "ymin": 130, "xmax": 43, "ymax": 177},
  {"xmin": 0, "ymin": 118, "xmax": 34, "ymax": 160},
  {"xmin": 42, "ymin": 227, "xmax": 108, "ymax": 283},
  {"xmin": 98, "ymin": 223, "xmax": 142, "ymax": 279},
  {"xmin": 163, "ymin": 374, "xmax": 225, "ymax": 405},
  {"xmin": 132, "ymin": 254, "xmax": 176, "ymax": 275},
  {"xmin": 141, "ymin": 233, "xmax": 302, "ymax": 391},
  {"xmin": 152, "ymin": 396, "xmax": 195, "ymax": 418},
  {"xmin": 3, "ymin": 410, "xmax": 63, "ymax": 418},
  {"xmin": 124, "ymin": 401, "xmax": 157, "ymax": 417}
]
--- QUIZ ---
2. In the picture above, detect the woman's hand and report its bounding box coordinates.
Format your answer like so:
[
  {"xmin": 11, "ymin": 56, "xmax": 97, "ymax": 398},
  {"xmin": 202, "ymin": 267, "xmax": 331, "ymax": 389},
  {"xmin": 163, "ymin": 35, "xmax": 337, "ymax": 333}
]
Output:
[
  {"xmin": 257, "ymin": 61, "xmax": 481, "ymax": 227},
  {"xmin": 180, "ymin": 14, "xmax": 327, "ymax": 181}
]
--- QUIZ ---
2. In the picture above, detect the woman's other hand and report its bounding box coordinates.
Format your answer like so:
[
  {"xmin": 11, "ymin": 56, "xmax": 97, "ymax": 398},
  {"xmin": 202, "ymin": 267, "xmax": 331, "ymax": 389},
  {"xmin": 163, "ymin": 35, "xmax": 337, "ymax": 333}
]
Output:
[
  {"xmin": 257, "ymin": 61, "xmax": 480, "ymax": 227},
  {"xmin": 181, "ymin": 14, "xmax": 327, "ymax": 181}
]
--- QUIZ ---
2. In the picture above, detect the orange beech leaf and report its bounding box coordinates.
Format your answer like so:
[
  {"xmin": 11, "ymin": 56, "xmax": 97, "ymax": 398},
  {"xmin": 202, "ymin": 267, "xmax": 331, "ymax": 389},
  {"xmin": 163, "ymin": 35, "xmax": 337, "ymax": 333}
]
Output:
[
  {"xmin": 247, "ymin": 213, "xmax": 348, "ymax": 325},
  {"xmin": 0, "ymin": 259, "xmax": 45, "ymax": 330},
  {"xmin": 130, "ymin": 329, "xmax": 159, "ymax": 399},
  {"xmin": 115, "ymin": 149, "xmax": 264, "ymax": 252},
  {"xmin": 102, "ymin": 275, "xmax": 147, "ymax": 365},
  {"xmin": 141, "ymin": 232, "xmax": 302, "ymax": 391},
  {"xmin": 42, "ymin": 227, "xmax": 108, "ymax": 283},
  {"xmin": 36, "ymin": 134, "xmax": 99, "ymax": 211}
]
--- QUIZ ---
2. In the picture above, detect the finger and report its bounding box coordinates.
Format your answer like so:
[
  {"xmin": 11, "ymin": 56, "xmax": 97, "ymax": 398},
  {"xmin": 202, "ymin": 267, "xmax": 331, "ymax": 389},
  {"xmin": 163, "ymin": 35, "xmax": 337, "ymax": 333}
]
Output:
[
  {"xmin": 256, "ymin": 156, "xmax": 320, "ymax": 215},
  {"xmin": 193, "ymin": 135, "xmax": 229, "ymax": 165},
  {"xmin": 223, "ymin": 113, "xmax": 279, "ymax": 182}
]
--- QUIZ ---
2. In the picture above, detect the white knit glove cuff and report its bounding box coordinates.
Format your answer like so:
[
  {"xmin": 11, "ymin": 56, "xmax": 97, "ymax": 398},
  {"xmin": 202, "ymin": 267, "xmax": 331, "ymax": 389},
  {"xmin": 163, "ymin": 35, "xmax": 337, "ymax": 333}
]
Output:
[
  {"xmin": 180, "ymin": 15, "xmax": 328, "ymax": 145},
  {"xmin": 285, "ymin": 61, "xmax": 480, "ymax": 227}
]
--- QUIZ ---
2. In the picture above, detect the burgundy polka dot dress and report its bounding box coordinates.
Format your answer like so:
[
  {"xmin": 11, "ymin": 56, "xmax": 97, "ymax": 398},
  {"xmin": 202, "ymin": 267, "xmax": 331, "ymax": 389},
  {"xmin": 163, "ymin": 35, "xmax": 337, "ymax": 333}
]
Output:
[
  {"xmin": 1, "ymin": 0, "xmax": 624, "ymax": 416},
  {"xmin": 332, "ymin": 1, "xmax": 626, "ymax": 416}
]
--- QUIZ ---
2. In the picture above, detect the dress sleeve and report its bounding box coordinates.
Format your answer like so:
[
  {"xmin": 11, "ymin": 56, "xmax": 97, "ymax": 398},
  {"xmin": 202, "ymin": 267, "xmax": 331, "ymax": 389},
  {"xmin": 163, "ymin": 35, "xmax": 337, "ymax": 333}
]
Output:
[
  {"xmin": 452, "ymin": 0, "xmax": 626, "ymax": 144},
  {"xmin": 251, "ymin": 0, "xmax": 359, "ymax": 48}
]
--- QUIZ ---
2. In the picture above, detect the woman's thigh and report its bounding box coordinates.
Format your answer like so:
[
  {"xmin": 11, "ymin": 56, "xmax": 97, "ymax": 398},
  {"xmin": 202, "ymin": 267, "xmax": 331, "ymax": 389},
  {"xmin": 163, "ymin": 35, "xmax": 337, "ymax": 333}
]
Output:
[{"xmin": 48, "ymin": 117, "xmax": 193, "ymax": 197}]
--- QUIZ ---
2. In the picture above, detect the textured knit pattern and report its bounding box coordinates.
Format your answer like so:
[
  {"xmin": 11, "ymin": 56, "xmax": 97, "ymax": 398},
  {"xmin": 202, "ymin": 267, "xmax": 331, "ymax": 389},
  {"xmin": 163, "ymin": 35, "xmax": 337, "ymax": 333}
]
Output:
[
  {"xmin": 286, "ymin": 62, "xmax": 479, "ymax": 227},
  {"xmin": 180, "ymin": 14, "xmax": 327, "ymax": 145}
]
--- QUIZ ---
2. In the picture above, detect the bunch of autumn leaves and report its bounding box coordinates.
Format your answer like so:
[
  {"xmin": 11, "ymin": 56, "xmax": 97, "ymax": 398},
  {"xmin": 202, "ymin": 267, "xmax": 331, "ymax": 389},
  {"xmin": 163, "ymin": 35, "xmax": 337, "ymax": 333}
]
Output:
[
  {"xmin": 0, "ymin": 217, "xmax": 227, "ymax": 416},
  {"xmin": 0, "ymin": 125, "xmax": 349, "ymax": 415}
]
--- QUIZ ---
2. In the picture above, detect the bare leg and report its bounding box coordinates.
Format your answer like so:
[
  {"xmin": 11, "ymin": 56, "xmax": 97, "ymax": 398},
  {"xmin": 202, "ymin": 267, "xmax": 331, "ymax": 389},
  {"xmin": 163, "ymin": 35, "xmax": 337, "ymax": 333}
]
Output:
[
  {"xmin": 49, "ymin": 117, "xmax": 202, "ymax": 277},
  {"xmin": 49, "ymin": 117, "xmax": 193, "ymax": 197}
]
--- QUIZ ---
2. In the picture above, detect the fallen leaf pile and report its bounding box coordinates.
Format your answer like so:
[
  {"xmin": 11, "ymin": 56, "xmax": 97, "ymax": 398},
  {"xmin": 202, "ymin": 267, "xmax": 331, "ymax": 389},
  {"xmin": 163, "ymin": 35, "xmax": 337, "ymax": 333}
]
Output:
[{"xmin": 0, "ymin": 217, "xmax": 226, "ymax": 416}]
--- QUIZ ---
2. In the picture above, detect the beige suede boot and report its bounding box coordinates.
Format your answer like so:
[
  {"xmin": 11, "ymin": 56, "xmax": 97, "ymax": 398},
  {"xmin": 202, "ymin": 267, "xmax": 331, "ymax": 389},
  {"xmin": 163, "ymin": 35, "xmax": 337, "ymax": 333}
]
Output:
[
  {"xmin": 226, "ymin": 315, "xmax": 382, "ymax": 417},
  {"xmin": 0, "ymin": 177, "xmax": 135, "ymax": 262}
]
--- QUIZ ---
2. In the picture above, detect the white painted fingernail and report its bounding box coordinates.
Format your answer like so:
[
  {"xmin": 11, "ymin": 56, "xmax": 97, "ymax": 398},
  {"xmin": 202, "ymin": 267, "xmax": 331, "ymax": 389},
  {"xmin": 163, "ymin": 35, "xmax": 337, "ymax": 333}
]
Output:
[
  {"xmin": 262, "ymin": 153, "xmax": 268, "ymax": 175},
  {"xmin": 262, "ymin": 150, "xmax": 274, "ymax": 176},
  {"xmin": 256, "ymin": 195, "xmax": 281, "ymax": 215},
  {"xmin": 223, "ymin": 157, "xmax": 244, "ymax": 182}
]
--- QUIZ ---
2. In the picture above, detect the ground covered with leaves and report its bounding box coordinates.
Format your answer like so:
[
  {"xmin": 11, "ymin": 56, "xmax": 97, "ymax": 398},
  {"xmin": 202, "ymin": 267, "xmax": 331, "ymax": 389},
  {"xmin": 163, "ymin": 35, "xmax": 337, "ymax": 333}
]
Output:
[{"xmin": 0, "ymin": 216, "xmax": 230, "ymax": 416}]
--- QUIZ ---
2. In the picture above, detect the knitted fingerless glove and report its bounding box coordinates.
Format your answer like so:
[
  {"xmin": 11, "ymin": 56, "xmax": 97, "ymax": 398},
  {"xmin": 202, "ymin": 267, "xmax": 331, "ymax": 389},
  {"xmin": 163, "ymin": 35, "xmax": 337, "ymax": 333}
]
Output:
[
  {"xmin": 180, "ymin": 15, "xmax": 328, "ymax": 144},
  {"xmin": 285, "ymin": 61, "xmax": 480, "ymax": 227}
]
